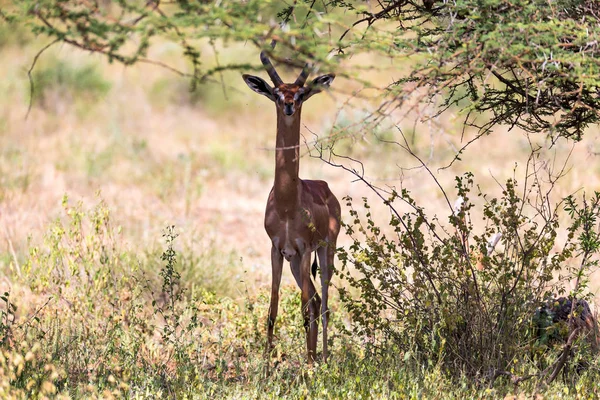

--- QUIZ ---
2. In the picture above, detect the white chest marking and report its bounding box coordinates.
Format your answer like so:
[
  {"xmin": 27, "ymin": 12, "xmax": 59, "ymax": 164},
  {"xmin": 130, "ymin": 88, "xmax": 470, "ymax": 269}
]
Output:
[{"xmin": 283, "ymin": 115, "xmax": 295, "ymax": 127}]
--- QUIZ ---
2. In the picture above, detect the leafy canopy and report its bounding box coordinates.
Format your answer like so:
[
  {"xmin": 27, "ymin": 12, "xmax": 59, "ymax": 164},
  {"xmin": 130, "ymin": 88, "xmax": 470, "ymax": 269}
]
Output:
[{"xmin": 2, "ymin": 0, "xmax": 599, "ymax": 140}]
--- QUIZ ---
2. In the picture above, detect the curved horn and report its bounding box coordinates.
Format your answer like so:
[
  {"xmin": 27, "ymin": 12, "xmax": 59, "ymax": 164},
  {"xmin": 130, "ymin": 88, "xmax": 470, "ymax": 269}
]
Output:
[
  {"xmin": 260, "ymin": 50, "xmax": 283, "ymax": 86},
  {"xmin": 295, "ymin": 62, "xmax": 311, "ymax": 86}
]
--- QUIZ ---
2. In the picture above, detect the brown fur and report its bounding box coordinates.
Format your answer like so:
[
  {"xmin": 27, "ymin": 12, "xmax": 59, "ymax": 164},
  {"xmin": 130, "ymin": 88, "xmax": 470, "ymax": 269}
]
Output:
[{"xmin": 243, "ymin": 61, "xmax": 339, "ymax": 364}]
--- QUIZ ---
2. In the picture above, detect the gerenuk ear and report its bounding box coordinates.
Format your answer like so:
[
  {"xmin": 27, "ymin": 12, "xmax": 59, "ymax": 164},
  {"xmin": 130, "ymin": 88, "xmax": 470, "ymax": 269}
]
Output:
[
  {"xmin": 303, "ymin": 74, "xmax": 335, "ymax": 101},
  {"xmin": 242, "ymin": 74, "xmax": 276, "ymax": 101}
]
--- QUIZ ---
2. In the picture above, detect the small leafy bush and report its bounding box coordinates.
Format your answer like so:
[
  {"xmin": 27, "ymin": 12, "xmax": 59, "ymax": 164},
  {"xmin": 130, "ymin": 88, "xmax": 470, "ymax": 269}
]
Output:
[{"xmin": 337, "ymin": 164, "xmax": 600, "ymax": 386}]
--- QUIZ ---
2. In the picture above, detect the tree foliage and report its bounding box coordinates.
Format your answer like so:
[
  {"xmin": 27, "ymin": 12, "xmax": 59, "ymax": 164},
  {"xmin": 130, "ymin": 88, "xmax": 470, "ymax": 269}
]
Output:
[{"xmin": 2, "ymin": 0, "xmax": 599, "ymax": 140}]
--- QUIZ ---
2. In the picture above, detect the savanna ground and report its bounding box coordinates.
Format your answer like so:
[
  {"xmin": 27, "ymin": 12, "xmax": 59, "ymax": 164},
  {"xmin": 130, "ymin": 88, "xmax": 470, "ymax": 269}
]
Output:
[{"xmin": 1, "ymin": 19, "xmax": 600, "ymax": 399}]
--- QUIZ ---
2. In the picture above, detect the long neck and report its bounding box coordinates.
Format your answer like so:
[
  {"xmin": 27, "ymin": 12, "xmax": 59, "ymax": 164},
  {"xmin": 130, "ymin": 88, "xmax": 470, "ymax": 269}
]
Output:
[{"xmin": 273, "ymin": 108, "xmax": 302, "ymax": 215}]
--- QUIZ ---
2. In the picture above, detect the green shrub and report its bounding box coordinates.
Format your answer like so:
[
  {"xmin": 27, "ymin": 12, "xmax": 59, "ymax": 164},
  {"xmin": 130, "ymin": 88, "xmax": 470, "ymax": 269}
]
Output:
[{"xmin": 337, "ymin": 164, "xmax": 600, "ymax": 387}]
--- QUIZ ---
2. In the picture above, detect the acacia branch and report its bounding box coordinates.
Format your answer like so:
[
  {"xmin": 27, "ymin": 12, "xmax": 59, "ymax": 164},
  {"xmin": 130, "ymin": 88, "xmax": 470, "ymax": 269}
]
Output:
[{"xmin": 338, "ymin": 0, "xmax": 407, "ymax": 43}]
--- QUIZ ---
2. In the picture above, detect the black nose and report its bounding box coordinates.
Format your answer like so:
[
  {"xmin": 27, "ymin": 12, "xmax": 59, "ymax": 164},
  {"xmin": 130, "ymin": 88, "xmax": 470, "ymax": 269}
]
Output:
[{"xmin": 284, "ymin": 103, "xmax": 294, "ymax": 115}]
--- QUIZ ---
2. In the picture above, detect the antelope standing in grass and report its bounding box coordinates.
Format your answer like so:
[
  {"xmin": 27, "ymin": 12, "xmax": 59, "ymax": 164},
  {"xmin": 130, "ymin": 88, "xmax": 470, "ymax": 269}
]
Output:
[{"xmin": 242, "ymin": 47, "xmax": 340, "ymax": 364}]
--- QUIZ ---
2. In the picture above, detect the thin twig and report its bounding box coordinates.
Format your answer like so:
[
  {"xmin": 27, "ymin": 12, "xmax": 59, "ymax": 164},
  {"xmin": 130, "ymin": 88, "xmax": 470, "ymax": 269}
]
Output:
[
  {"xmin": 18, "ymin": 297, "xmax": 53, "ymax": 330},
  {"xmin": 26, "ymin": 38, "xmax": 60, "ymax": 119}
]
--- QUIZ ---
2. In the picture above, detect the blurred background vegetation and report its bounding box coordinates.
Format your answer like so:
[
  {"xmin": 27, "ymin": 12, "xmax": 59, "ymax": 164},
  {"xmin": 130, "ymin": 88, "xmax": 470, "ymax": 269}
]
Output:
[{"xmin": 0, "ymin": 0, "xmax": 600, "ymax": 397}]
